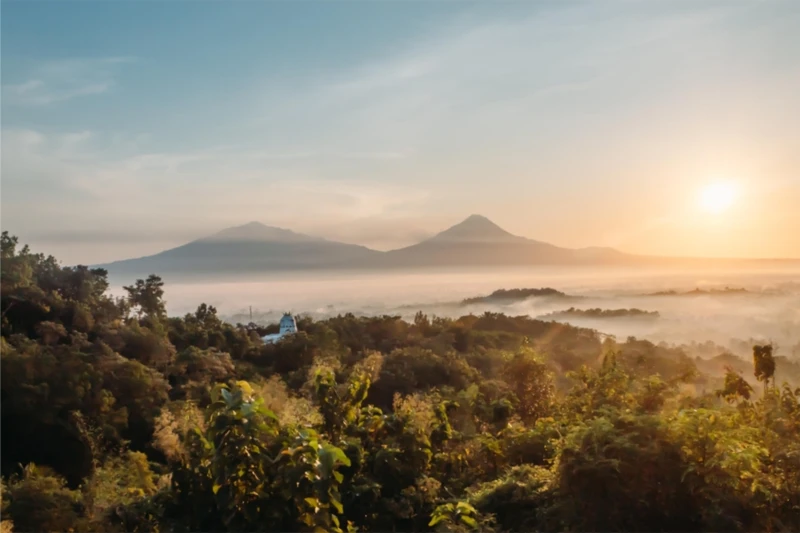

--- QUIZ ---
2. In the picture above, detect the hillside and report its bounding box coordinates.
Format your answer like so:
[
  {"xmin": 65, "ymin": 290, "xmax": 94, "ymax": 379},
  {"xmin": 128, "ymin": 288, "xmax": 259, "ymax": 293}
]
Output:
[{"xmin": 461, "ymin": 287, "xmax": 570, "ymax": 305}]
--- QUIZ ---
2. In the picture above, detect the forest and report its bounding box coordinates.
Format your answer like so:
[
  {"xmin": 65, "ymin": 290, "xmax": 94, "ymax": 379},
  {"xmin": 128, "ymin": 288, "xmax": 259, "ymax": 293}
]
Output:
[{"xmin": 1, "ymin": 230, "xmax": 799, "ymax": 533}]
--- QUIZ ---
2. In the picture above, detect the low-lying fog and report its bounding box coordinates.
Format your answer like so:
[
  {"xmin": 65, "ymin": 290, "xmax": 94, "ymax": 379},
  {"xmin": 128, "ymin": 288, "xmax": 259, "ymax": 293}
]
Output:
[{"xmin": 110, "ymin": 266, "xmax": 800, "ymax": 357}]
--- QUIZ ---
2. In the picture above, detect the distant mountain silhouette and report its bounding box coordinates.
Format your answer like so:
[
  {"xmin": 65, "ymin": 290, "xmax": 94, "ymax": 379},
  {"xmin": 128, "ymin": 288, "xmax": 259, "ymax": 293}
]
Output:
[
  {"xmin": 97, "ymin": 215, "xmax": 642, "ymax": 279},
  {"xmin": 383, "ymin": 214, "xmax": 630, "ymax": 267},
  {"xmin": 207, "ymin": 221, "xmax": 323, "ymax": 243},
  {"xmin": 425, "ymin": 214, "xmax": 523, "ymax": 243},
  {"xmin": 97, "ymin": 221, "xmax": 380, "ymax": 279}
]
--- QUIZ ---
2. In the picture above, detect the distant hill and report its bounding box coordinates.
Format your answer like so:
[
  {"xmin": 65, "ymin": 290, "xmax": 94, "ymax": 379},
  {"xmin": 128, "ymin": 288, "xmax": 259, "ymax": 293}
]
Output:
[
  {"xmin": 645, "ymin": 287, "xmax": 751, "ymax": 297},
  {"xmin": 97, "ymin": 221, "xmax": 380, "ymax": 279},
  {"xmin": 461, "ymin": 287, "xmax": 570, "ymax": 305},
  {"xmin": 539, "ymin": 307, "xmax": 660, "ymax": 320}
]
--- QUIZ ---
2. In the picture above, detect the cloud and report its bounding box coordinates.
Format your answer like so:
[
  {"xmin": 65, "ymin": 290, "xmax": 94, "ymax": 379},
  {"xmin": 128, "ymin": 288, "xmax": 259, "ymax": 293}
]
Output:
[
  {"xmin": 274, "ymin": 1, "xmax": 767, "ymax": 143},
  {"xmin": 0, "ymin": 128, "xmax": 431, "ymax": 263},
  {"xmin": 2, "ymin": 57, "xmax": 135, "ymax": 106},
  {"xmin": 248, "ymin": 3, "xmax": 727, "ymax": 162}
]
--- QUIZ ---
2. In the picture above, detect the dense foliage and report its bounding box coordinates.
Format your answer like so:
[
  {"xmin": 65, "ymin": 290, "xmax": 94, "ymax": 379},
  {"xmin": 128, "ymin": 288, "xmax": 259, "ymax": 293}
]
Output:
[{"xmin": 2, "ymin": 231, "xmax": 799, "ymax": 532}]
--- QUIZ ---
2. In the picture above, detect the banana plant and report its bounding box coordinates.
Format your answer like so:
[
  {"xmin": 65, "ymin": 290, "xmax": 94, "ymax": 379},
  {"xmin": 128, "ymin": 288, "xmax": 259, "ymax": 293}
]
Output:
[{"xmin": 429, "ymin": 501, "xmax": 480, "ymax": 531}]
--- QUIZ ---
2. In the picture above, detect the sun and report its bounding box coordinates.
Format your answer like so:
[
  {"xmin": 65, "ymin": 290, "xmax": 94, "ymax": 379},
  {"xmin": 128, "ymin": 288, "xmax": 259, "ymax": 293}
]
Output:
[{"xmin": 698, "ymin": 181, "xmax": 738, "ymax": 214}]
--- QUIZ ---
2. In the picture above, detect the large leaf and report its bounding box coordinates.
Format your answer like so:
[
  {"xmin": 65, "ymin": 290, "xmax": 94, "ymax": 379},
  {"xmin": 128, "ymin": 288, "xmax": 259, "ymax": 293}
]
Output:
[
  {"xmin": 319, "ymin": 444, "xmax": 352, "ymax": 478},
  {"xmin": 429, "ymin": 515, "xmax": 446, "ymax": 527},
  {"xmin": 456, "ymin": 501, "xmax": 477, "ymax": 514},
  {"xmin": 236, "ymin": 380, "xmax": 254, "ymax": 398},
  {"xmin": 221, "ymin": 387, "xmax": 233, "ymax": 406},
  {"xmin": 460, "ymin": 515, "xmax": 478, "ymax": 528}
]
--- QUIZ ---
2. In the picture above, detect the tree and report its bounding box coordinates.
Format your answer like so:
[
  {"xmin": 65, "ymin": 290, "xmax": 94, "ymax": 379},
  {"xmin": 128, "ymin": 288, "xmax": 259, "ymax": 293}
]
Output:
[
  {"xmin": 753, "ymin": 344, "xmax": 776, "ymax": 395},
  {"xmin": 3, "ymin": 464, "xmax": 85, "ymax": 533},
  {"xmin": 501, "ymin": 349, "xmax": 555, "ymax": 424},
  {"xmin": 124, "ymin": 275, "xmax": 166, "ymax": 319},
  {"xmin": 716, "ymin": 367, "xmax": 754, "ymax": 404},
  {"xmin": 553, "ymin": 412, "xmax": 697, "ymax": 532}
]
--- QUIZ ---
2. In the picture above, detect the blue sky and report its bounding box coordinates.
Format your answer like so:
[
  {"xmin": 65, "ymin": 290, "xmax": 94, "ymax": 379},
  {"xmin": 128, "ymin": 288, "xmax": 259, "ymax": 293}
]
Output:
[{"xmin": 2, "ymin": 0, "xmax": 799, "ymax": 263}]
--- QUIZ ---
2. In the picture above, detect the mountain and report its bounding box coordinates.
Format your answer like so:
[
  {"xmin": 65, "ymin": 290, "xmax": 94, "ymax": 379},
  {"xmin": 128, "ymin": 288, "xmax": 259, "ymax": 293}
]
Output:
[
  {"xmin": 383, "ymin": 214, "xmax": 631, "ymax": 267},
  {"xmin": 97, "ymin": 215, "xmax": 640, "ymax": 280},
  {"xmin": 207, "ymin": 221, "xmax": 323, "ymax": 243},
  {"xmin": 421, "ymin": 214, "xmax": 523, "ymax": 243},
  {"xmin": 97, "ymin": 222, "xmax": 380, "ymax": 280}
]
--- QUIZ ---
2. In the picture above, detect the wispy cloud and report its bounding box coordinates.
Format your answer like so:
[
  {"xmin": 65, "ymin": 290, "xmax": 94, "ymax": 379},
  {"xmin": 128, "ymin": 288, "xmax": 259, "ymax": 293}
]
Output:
[
  {"xmin": 0, "ymin": 128, "xmax": 429, "ymax": 262},
  {"xmin": 251, "ymin": 3, "xmax": 733, "ymax": 159},
  {"xmin": 2, "ymin": 56, "xmax": 135, "ymax": 106}
]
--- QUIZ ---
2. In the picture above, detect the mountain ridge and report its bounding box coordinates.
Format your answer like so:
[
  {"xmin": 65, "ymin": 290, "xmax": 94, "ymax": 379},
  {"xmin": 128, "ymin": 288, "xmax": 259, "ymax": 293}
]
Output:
[
  {"xmin": 93, "ymin": 214, "xmax": 785, "ymax": 279},
  {"xmin": 205, "ymin": 221, "xmax": 325, "ymax": 243},
  {"xmin": 97, "ymin": 214, "xmax": 631, "ymax": 276}
]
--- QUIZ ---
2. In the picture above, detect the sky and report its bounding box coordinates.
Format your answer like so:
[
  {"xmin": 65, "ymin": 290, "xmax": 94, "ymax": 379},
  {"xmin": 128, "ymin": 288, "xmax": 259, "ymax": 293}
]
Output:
[{"xmin": 2, "ymin": 0, "xmax": 799, "ymax": 265}]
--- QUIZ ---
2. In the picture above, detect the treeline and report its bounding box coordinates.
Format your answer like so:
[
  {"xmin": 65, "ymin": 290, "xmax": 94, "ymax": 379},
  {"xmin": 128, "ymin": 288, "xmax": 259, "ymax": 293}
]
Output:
[
  {"xmin": 541, "ymin": 307, "xmax": 660, "ymax": 320},
  {"xmin": 462, "ymin": 288, "xmax": 567, "ymax": 305},
  {"xmin": 1, "ymin": 231, "xmax": 799, "ymax": 533},
  {"xmin": 647, "ymin": 287, "xmax": 750, "ymax": 296}
]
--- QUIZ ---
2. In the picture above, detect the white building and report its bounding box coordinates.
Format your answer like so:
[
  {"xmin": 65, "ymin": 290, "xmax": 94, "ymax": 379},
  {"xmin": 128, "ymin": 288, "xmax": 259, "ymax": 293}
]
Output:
[{"xmin": 261, "ymin": 313, "xmax": 298, "ymax": 344}]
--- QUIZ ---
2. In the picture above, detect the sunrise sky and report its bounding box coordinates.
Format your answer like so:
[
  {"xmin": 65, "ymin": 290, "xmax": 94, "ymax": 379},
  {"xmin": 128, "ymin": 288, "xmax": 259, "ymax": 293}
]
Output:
[{"xmin": 2, "ymin": 0, "xmax": 799, "ymax": 264}]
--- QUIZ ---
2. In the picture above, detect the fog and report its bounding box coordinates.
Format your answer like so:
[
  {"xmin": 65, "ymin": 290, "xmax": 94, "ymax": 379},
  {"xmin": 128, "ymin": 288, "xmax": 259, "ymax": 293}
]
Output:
[{"xmin": 110, "ymin": 265, "xmax": 800, "ymax": 357}]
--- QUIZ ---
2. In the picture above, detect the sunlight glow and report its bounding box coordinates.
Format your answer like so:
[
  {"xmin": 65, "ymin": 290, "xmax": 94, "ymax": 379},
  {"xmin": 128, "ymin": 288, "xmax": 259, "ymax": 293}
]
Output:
[{"xmin": 698, "ymin": 181, "xmax": 738, "ymax": 214}]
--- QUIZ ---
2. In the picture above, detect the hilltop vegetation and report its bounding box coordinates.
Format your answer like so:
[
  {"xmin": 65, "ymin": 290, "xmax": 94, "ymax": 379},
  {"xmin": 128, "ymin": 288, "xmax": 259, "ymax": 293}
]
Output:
[
  {"xmin": 462, "ymin": 287, "xmax": 568, "ymax": 305},
  {"xmin": 647, "ymin": 287, "xmax": 750, "ymax": 296},
  {"xmin": 2, "ymin": 231, "xmax": 800, "ymax": 533},
  {"xmin": 540, "ymin": 307, "xmax": 660, "ymax": 320}
]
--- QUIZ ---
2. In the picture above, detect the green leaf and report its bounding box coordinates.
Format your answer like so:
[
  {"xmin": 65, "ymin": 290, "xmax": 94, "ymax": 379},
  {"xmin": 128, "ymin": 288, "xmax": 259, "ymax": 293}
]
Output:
[
  {"xmin": 221, "ymin": 388, "xmax": 233, "ymax": 406},
  {"xmin": 236, "ymin": 380, "xmax": 253, "ymax": 397},
  {"xmin": 456, "ymin": 501, "xmax": 477, "ymax": 514},
  {"xmin": 212, "ymin": 483, "xmax": 221, "ymax": 494},
  {"xmin": 323, "ymin": 444, "xmax": 352, "ymax": 467},
  {"xmin": 331, "ymin": 498, "xmax": 344, "ymax": 514},
  {"xmin": 305, "ymin": 497, "xmax": 318, "ymax": 507},
  {"xmin": 429, "ymin": 515, "xmax": 445, "ymax": 527},
  {"xmin": 460, "ymin": 516, "xmax": 478, "ymax": 528}
]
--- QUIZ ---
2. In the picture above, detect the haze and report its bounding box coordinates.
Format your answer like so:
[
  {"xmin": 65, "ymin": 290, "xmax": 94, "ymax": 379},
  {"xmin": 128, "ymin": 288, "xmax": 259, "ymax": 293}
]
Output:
[
  {"xmin": 102, "ymin": 265, "xmax": 796, "ymax": 354},
  {"xmin": 2, "ymin": 0, "xmax": 800, "ymax": 264}
]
